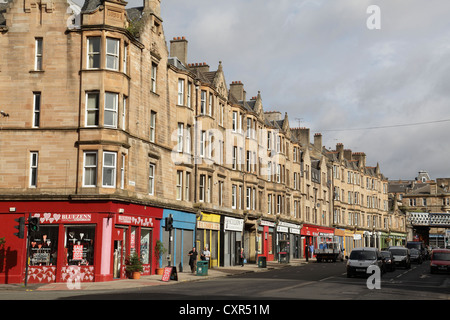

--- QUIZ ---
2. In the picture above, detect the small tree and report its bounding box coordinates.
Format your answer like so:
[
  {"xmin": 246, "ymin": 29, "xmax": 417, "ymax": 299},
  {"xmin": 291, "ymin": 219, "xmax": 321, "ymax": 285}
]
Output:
[
  {"xmin": 155, "ymin": 240, "xmax": 167, "ymax": 267},
  {"xmin": 125, "ymin": 252, "xmax": 143, "ymax": 273}
]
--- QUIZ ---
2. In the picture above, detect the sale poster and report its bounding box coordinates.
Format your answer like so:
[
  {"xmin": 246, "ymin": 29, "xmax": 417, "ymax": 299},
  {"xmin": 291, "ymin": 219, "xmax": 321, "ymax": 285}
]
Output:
[{"xmin": 73, "ymin": 245, "xmax": 83, "ymax": 260}]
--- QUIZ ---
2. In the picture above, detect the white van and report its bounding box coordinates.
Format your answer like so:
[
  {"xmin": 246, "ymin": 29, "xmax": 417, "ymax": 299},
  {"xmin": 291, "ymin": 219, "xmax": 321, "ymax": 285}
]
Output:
[{"xmin": 346, "ymin": 247, "xmax": 385, "ymax": 278}]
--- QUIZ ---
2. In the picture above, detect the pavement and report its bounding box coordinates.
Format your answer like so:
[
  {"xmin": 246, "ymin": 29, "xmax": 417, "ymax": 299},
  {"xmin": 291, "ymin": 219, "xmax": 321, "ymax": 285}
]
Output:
[{"xmin": 0, "ymin": 258, "xmax": 310, "ymax": 292}]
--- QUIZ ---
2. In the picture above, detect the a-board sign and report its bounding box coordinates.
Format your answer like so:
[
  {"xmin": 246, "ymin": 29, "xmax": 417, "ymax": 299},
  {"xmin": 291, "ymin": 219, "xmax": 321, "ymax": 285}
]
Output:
[{"xmin": 161, "ymin": 266, "xmax": 178, "ymax": 282}]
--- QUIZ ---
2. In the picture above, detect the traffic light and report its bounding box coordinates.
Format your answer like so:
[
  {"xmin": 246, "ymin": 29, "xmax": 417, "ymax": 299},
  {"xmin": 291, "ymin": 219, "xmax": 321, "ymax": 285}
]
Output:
[
  {"xmin": 28, "ymin": 217, "xmax": 40, "ymax": 233},
  {"xmin": 14, "ymin": 217, "xmax": 25, "ymax": 239},
  {"xmin": 165, "ymin": 215, "xmax": 173, "ymax": 231}
]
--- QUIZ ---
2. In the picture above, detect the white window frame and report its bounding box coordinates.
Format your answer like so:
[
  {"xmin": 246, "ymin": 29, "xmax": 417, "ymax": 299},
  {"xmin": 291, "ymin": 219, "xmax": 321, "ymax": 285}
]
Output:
[
  {"xmin": 185, "ymin": 172, "xmax": 190, "ymax": 201},
  {"xmin": 29, "ymin": 152, "xmax": 39, "ymax": 188},
  {"xmin": 232, "ymin": 111, "xmax": 237, "ymax": 132},
  {"xmin": 102, "ymin": 151, "xmax": 117, "ymax": 188},
  {"xmin": 200, "ymin": 90, "xmax": 206, "ymax": 114},
  {"xmin": 176, "ymin": 171, "xmax": 183, "ymax": 200},
  {"xmin": 106, "ymin": 37, "xmax": 120, "ymax": 71},
  {"xmin": 199, "ymin": 174, "xmax": 205, "ymax": 202},
  {"xmin": 231, "ymin": 185, "xmax": 237, "ymax": 209},
  {"xmin": 35, "ymin": 38, "xmax": 43, "ymax": 71},
  {"xmin": 151, "ymin": 63, "xmax": 157, "ymax": 93},
  {"xmin": 32, "ymin": 92, "xmax": 41, "ymax": 128},
  {"xmin": 86, "ymin": 92, "xmax": 99, "ymax": 127},
  {"xmin": 177, "ymin": 79, "xmax": 185, "ymax": 105},
  {"xmin": 122, "ymin": 96, "xmax": 127, "ymax": 130},
  {"xmin": 83, "ymin": 151, "xmax": 98, "ymax": 187},
  {"xmin": 148, "ymin": 163, "xmax": 155, "ymax": 195},
  {"xmin": 87, "ymin": 37, "xmax": 101, "ymax": 69},
  {"xmin": 187, "ymin": 82, "xmax": 192, "ymax": 108},
  {"xmin": 104, "ymin": 92, "xmax": 118, "ymax": 128},
  {"xmin": 120, "ymin": 154, "xmax": 125, "ymax": 189},
  {"xmin": 149, "ymin": 111, "xmax": 156, "ymax": 142}
]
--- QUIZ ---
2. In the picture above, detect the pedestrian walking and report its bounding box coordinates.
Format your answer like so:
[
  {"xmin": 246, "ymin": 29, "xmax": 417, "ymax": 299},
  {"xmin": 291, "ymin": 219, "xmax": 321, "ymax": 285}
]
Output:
[
  {"xmin": 188, "ymin": 247, "xmax": 198, "ymax": 273},
  {"xmin": 201, "ymin": 246, "xmax": 210, "ymax": 267},
  {"xmin": 240, "ymin": 248, "xmax": 245, "ymax": 267}
]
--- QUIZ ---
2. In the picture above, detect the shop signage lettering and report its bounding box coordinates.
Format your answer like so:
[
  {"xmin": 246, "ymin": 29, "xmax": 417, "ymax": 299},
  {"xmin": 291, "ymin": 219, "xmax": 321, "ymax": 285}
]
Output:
[
  {"xmin": 32, "ymin": 213, "xmax": 92, "ymax": 224},
  {"xmin": 224, "ymin": 217, "xmax": 243, "ymax": 232},
  {"xmin": 259, "ymin": 220, "xmax": 275, "ymax": 227},
  {"xmin": 117, "ymin": 215, "xmax": 153, "ymax": 227},
  {"xmin": 197, "ymin": 220, "xmax": 220, "ymax": 230},
  {"xmin": 276, "ymin": 226, "xmax": 289, "ymax": 233}
]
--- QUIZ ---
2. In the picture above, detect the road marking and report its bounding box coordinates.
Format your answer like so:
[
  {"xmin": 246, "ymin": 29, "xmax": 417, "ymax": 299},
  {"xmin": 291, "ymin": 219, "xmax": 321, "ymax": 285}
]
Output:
[
  {"xmin": 319, "ymin": 276, "xmax": 335, "ymax": 282},
  {"xmin": 260, "ymin": 281, "xmax": 315, "ymax": 296}
]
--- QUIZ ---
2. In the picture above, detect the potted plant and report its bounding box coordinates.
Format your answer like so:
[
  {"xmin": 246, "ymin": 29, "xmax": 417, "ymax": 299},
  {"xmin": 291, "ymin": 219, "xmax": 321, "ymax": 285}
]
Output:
[
  {"xmin": 125, "ymin": 252, "xmax": 143, "ymax": 279},
  {"xmin": 155, "ymin": 240, "xmax": 167, "ymax": 275}
]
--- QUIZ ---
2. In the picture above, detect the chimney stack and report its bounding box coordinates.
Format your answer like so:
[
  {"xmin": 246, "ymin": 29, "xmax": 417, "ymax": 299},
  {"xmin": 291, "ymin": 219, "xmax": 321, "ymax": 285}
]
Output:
[
  {"xmin": 230, "ymin": 81, "xmax": 246, "ymax": 101},
  {"xmin": 314, "ymin": 133, "xmax": 322, "ymax": 151},
  {"xmin": 144, "ymin": 0, "xmax": 161, "ymax": 17},
  {"xmin": 170, "ymin": 37, "xmax": 188, "ymax": 67}
]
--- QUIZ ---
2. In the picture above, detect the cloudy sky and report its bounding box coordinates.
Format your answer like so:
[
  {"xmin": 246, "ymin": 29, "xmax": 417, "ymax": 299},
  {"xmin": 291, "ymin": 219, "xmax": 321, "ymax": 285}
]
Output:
[{"xmin": 122, "ymin": 0, "xmax": 450, "ymax": 180}]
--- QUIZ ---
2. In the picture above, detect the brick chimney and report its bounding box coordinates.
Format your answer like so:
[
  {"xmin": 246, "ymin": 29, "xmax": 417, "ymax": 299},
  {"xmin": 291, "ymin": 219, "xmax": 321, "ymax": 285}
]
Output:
[{"xmin": 170, "ymin": 37, "xmax": 188, "ymax": 67}]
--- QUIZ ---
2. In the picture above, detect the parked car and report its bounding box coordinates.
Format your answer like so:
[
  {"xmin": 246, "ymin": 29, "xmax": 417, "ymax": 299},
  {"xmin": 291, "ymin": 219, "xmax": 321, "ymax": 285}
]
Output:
[
  {"xmin": 346, "ymin": 247, "xmax": 385, "ymax": 278},
  {"xmin": 410, "ymin": 248, "xmax": 423, "ymax": 264},
  {"xmin": 406, "ymin": 241, "xmax": 427, "ymax": 260},
  {"xmin": 388, "ymin": 246, "xmax": 411, "ymax": 269},
  {"xmin": 430, "ymin": 249, "xmax": 450, "ymax": 274},
  {"xmin": 380, "ymin": 250, "xmax": 396, "ymax": 271}
]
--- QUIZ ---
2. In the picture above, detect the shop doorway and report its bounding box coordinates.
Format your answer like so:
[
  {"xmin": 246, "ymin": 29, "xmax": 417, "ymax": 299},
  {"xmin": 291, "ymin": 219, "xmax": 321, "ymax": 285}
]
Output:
[{"xmin": 113, "ymin": 240, "xmax": 123, "ymax": 279}]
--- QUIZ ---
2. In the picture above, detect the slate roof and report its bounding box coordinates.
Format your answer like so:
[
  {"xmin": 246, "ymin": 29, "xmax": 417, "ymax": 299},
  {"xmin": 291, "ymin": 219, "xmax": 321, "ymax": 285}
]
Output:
[{"xmin": 81, "ymin": 0, "xmax": 103, "ymax": 13}]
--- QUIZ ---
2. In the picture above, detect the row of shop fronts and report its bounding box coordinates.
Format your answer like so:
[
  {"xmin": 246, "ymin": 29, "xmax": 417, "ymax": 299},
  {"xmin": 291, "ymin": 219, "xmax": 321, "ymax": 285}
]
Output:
[{"xmin": 0, "ymin": 200, "xmax": 407, "ymax": 284}]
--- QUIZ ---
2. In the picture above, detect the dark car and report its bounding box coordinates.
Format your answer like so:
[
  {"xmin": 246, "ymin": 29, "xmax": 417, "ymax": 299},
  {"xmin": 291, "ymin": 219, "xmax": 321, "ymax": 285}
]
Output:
[
  {"xmin": 380, "ymin": 250, "xmax": 395, "ymax": 271},
  {"xmin": 410, "ymin": 248, "xmax": 423, "ymax": 264},
  {"xmin": 430, "ymin": 249, "xmax": 450, "ymax": 274},
  {"xmin": 406, "ymin": 241, "xmax": 426, "ymax": 261}
]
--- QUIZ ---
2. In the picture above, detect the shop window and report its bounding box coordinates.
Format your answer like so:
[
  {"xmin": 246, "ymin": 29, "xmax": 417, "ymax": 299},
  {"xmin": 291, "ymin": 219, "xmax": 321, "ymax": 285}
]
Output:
[
  {"xmin": 29, "ymin": 226, "xmax": 58, "ymax": 266},
  {"xmin": 65, "ymin": 226, "xmax": 95, "ymax": 266},
  {"xmin": 140, "ymin": 228, "xmax": 152, "ymax": 265}
]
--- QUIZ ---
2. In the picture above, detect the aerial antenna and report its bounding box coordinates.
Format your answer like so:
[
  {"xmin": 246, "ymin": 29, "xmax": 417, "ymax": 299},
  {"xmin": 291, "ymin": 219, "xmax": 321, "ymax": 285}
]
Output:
[{"xmin": 295, "ymin": 117, "xmax": 303, "ymax": 128}]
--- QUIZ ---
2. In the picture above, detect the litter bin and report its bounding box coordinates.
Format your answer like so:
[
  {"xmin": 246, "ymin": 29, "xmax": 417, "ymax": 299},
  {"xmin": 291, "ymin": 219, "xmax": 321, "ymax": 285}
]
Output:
[
  {"xmin": 196, "ymin": 260, "xmax": 208, "ymax": 276},
  {"xmin": 279, "ymin": 252, "xmax": 289, "ymax": 263},
  {"xmin": 258, "ymin": 256, "xmax": 267, "ymax": 268}
]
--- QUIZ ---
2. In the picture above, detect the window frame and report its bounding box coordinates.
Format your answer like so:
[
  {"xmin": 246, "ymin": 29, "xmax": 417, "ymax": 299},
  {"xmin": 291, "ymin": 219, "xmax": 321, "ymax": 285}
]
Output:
[
  {"xmin": 29, "ymin": 151, "xmax": 39, "ymax": 188},
  {"xmin": 105, "ymin": 37, "xmax": 120, "ymax": 71},
  {"xmin": 83, "ymin": 151, "xmax": 98, "ymax": 187},
  {"xmin": 102, "ymin": 151, "xmax": 117, "ymax": 188}
]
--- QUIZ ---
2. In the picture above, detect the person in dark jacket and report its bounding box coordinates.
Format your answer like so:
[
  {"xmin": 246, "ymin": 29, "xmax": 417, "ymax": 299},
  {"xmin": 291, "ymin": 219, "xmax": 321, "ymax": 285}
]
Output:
[{"xmin": 188, "ymin": 247, "xmax": 198, "ymax": 273}]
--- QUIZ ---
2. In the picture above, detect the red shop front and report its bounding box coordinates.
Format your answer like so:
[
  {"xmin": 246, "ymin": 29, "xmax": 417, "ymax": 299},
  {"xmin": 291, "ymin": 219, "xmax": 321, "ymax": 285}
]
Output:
[
  {"xmin": 0, "ymin": 201, "xmax": 162, "ymax": 285},
  {"xmin": 301, "ymin": 224, "xmax": 335, "ymax": 259}
]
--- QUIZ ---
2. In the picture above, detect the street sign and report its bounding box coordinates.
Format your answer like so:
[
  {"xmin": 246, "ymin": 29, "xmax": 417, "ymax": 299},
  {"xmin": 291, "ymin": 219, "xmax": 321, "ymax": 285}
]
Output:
[{"xmin": 162, "ymin": 266, "xmax": 178, "ymax": 282}]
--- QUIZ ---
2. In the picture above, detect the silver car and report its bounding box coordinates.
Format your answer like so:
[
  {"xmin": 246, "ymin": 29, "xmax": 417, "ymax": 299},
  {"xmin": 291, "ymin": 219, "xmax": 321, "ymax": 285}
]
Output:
[{"xmin": 388, "ymin": 246, "xmax": 411, "ymax": 269}]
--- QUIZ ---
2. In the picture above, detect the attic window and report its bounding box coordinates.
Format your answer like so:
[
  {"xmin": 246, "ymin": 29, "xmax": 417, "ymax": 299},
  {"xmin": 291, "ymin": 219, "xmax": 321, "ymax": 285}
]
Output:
[{"xmin": 153, "ymin": 20, "xmax": 161, "ymax": 34}]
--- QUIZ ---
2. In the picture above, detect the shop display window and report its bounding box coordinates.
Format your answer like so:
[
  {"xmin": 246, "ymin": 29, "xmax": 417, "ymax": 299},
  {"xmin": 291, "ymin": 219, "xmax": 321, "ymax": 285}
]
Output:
[
  {"xmin": 29, "ymin": 226, "xmax": 59, "ymax": 266},
  {"xmin": 65, "ymin": 226, "xmax": 95, "ymax": 266},
  {"xmin": 140, "ymin": 228, "xmax": 151, "ymax": 264}
]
